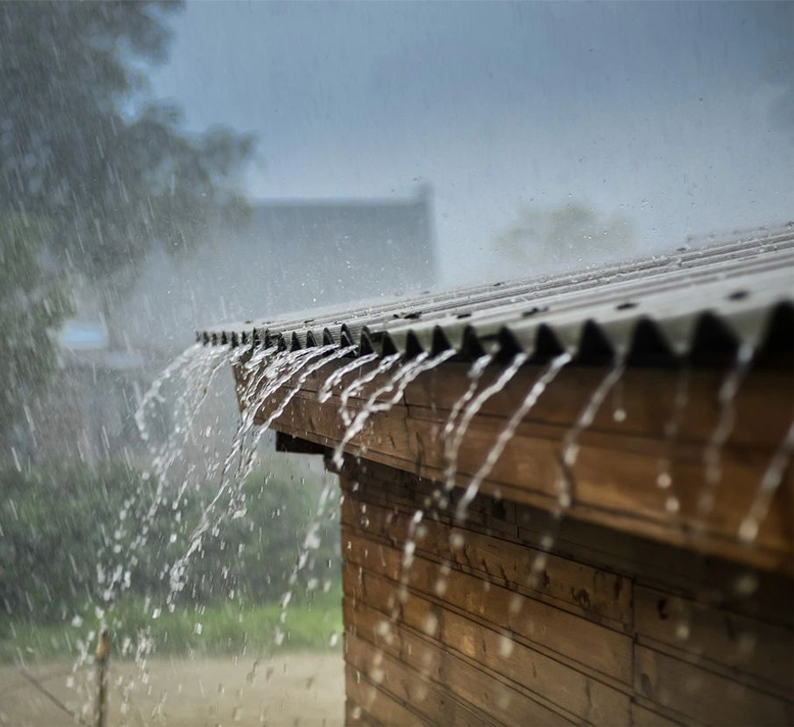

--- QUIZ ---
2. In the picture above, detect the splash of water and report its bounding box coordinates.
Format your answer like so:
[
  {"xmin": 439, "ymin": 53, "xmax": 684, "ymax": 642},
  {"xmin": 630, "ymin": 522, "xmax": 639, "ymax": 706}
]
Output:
[
  {"xmin": 455, "ymin": 353, "xmax": 572, "ymax": 521},
  {"xmin": 275, "ymin": 474, "xmax": 340, "ymax": 640},
  {"xmin": 142, "ymin": 345, "xmax": 236, "ymax": 518},
  {"xmin": 332, "ymin": 349, "xmax": 456, "ymax": 470},
  {"xmin": 67, "ymin": 342, "xmax": 230, "ymax": 704},
  {"xmin": 219, "ymin": 347, "xmax": 329, "ymax": 489},
  {"xmin": 163, "ymin": 345, "xmax": 317, "ymax": 602},
  {"xmin": 97, "ymin": 344, "xmax": 229, "ymax": 606},
  {"xmin": 235, "ymin": 345, "xmax": 357, "ymax": 481},
  {"xmin": 738, "ymin": 422, "xmax": 794, "ymax": 544}
]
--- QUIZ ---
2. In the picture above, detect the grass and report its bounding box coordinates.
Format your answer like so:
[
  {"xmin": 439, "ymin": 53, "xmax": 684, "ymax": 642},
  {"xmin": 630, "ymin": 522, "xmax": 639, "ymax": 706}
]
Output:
[{"xmin": 0, "ymin": 585, "xmax": 343, "ymax": 663}]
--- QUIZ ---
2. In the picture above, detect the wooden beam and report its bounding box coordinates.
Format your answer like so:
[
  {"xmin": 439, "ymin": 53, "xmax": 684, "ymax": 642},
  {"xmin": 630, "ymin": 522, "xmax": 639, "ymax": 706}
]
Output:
[
  {"xmin": 234, "ymin": 356, "xmax": 793, "ymax": 571},
  {"xmin": 274, "ymin": 431, "xmax": 328, "ymax": 456}
]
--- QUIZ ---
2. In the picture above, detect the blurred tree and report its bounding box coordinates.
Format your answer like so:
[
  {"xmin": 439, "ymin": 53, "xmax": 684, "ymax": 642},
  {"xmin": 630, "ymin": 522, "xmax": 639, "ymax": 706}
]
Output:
[
  {"xmin": 0, "ymin": 217, "xmax": 71, "ymax": 449},
  {"xmin": 0, "ymin": 1, "xmax": 254, "ymax": 279},
  {"xmin": 493, "ymin": 202, "xmax": 635, "ymax": 272},
  {"xmin": 0, "ymin": 1, "xmax": 254, "ymax": 447}
]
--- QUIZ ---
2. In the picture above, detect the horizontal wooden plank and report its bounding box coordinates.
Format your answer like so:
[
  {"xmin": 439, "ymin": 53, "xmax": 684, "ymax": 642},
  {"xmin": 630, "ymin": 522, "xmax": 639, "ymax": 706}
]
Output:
[
  {"xmin": 273, "ymin": 414, "xmax": 790, "ymax": 572},
  {"xmin": 341, "ymin": 462, "xmax": 520, "ymax": 538},
  {"xmin": 252, "ymin": 379, "xmax": 792, "ymax": 570},
  {"xmin": 634, "ymin": 585, "xmax": 793, "ymax": 696},
  {"xmin": 342, "ymin": 535, "xmax": 634, "ymax": 684},
  {"xmin": 347, "ymin": 586, "xmax": 630, "ymax": 725},
  {"xmin": 341, "ymin": 495, "xmax": 633, "ymax": 629},
  {"xmin": 514, "ymin": 501, "xmax": 794, "ymax": 627},
  {"xmin": 403, "ymin": 363, "xmax": 793, "ymax": 450},
  {"xmin": 634, "ymin": 645, "xmax": 793, "ymax": 726},
  {"xmin": 347, "ymin": 606, "xmax": 575, "ymax": 726},
  {"xmin": 339, "ymin": 466, "xmax": 794, "ymax": 727},
  {"xmin": 346, "ymin": 665, "xmax": 424, "ymax": 727},
  {"xmin": 403, "ymin": 416, "xmax": 791, "ymax": 555},
  {"xmin": 629, "ymin": 701, "xmax": 686, "ymax": 726},
  {"xmin": 347, "ymin": 633, "xmax": 500, "ymax": 727},
  {"xmin": 288, "ymin": 358, "xmax": 793, "ymax": 450}
]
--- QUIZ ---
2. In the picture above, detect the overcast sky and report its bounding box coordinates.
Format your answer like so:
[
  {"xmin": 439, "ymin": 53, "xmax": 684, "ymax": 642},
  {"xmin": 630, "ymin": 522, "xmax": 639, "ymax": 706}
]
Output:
[{"xmin": 150, "ymin": 1, "xmax": 793, "ymax": 285}]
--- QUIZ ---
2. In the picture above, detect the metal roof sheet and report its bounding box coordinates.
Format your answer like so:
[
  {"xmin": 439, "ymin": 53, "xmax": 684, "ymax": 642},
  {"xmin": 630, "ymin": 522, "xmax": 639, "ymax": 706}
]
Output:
[{"xmin": 197, "ymin": 224, "xmax": 794, "ymax": 365}]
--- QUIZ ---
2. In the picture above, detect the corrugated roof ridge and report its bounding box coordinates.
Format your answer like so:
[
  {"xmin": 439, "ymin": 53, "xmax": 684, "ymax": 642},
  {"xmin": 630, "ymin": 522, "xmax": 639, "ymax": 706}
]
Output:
[{"xmin": 198, "ymin": 226, "xmax": 794, "ymax": 363}]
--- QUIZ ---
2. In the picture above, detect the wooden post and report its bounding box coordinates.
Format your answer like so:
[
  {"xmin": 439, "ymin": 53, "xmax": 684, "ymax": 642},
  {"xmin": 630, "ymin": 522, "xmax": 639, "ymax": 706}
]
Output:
[{"xmin": 95, "ymin": 629, "xmax": 109, "ymax": 727}]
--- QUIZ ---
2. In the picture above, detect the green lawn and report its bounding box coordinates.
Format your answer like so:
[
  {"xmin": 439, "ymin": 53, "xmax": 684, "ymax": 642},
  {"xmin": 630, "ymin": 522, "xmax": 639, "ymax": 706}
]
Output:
[{"xmin": 0, "ymin": 586, "xmax": 343, "ymax": 663}]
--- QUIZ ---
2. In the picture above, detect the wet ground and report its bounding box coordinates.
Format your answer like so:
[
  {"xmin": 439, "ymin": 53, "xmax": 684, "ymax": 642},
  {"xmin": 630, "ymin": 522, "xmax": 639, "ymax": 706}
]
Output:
[{"xmin": 0, "ymin": 653, "xmax": 344, "ymax": 727}]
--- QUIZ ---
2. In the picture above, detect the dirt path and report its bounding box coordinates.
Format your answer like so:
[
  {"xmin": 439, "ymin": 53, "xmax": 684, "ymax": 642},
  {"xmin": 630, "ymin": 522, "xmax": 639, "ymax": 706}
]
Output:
[{"xmin": 0, "ymin": 652, "xmax": 344, "ymax": 727}]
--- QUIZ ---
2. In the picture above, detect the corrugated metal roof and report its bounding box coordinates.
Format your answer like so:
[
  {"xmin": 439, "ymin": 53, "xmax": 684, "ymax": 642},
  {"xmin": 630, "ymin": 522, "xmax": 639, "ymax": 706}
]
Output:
[{"xmin": 198, "ymin": 224, "xmax": 794, "ymax": 365}]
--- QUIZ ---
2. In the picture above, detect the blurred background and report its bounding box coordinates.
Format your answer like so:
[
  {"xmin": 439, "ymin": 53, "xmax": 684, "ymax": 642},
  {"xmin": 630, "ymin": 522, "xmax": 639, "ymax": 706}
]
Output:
[{"xmin": 0, "ymin": 2, "xmax": 791, "ymax": 724}]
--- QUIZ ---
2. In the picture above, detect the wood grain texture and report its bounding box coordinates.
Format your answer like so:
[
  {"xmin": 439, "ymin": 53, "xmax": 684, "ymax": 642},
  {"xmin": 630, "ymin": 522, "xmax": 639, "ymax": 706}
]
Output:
[
  {"xmin": 236, "ymin": 355, "xmax": 794, "ymax": 571},
  {"xmin": 232, "ymin": 351, "xmax": 793, "ymax": 724},
  {"xmin": 340, "ymin": 467, "xmax": 793, "ymax": 727}
]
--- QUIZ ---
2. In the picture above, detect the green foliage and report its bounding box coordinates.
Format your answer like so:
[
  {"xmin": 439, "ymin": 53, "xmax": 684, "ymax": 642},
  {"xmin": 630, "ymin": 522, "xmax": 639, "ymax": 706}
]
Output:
[
  {"xmin": 0, "ymin": 586, "xmax": 343, "ymax": 662},
  {"xmin": 0, "ymin": 1, "xmax": 254, "ymax": 447},
  {"xmin": 0, "ymin": 460, "xmax": 340, "ymax": 626},
  {"xmin": 0, "ymin": 216, "xmax": 72, "ymax": 442},
  {"xmin": 0, "ymin": 1, "xmax": 255, "ymax": 280}
]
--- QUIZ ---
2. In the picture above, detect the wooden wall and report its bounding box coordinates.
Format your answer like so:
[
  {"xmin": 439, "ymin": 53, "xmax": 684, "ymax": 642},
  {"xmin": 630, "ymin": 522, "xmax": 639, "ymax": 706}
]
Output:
[
  {"xmin": 338, "ymin": 457, "xmax": 794, "ymax": 727},
  {"xmin": 242, "ymin": 357, "xmax": 794, "ymax": 572}
]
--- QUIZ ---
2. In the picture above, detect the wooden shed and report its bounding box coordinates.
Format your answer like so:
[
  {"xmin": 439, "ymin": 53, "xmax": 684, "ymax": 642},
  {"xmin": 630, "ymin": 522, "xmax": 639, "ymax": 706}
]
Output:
[{"xmin": 200, "ymin": 227, "xmax": 794, "ymax": 726}]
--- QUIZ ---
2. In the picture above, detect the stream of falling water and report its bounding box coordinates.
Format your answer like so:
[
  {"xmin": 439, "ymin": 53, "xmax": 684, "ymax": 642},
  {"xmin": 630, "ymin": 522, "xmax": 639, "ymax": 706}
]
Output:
[
  {"xmin": 454, "ymin": 353, "xmax": 572, "ymax": 521},
  {"xmin": 64, "ymin": 342, "xmax": 231, "ymax": 718},
  {"xmin": 60, "ymin": 340, "xmax": 357, "ymax": 720},
  {"xmin": 140, "ymin": 346, "xmax": 238, "ymax": 520},
  {"xmin": 698, "ymin": 344, "xmax": 755, "ymax": 521},
  {"xmin": 444, "ymin": 352, "xmax": 529, "ymax": 492},
  {"xmin": 99, "ymin": 343, "xmax": 230, "ymax": 609},
  {"xmin": 331, "ymin": 349, "xmax": 457, "ymax": 470},
  {"xmin": 738, "ymin": 422, "xmax": 794, "ymax": 544},
  {"xmin": 370, "ymin": 350, "xmax": 573, "ymax": 696},
  {"xmin": 418, "ymin": 353, "xmax": 493, "ymax": 510},
  {"xmin": 62, "ymin": 329, "xmax": 783, "ymax": 722},
  {"xmin": 363, "ymin": 353, "xmax": 499, "ymax": 663},
  {"xmin": 442, "ymin": 355, "xmax": 493, "ymax": 474},
  {"xmin": 524, "ymin": 358, "xmax": 626, "ymax": 589},
  {"xmin": 337, "ymin": 353, "xmax": 402, "ymax": 426},
  {"xmin": 133, "ymin": 343, "xmax": 201, "ymax": 443},
  {"xmin": 556, "ymin": 359, "xmax": 626, "ymax": 509},
  {"xmin": 318, "ymin": 352, "xmax": 379, "ymax": 404},
  {"xmin": 169, "ymin": 344, "xmax": 355, "ymax": 602}
]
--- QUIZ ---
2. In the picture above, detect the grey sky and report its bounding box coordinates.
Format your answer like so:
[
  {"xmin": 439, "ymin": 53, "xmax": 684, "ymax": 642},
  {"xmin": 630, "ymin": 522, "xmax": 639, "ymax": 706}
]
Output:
[{"xmin": 150, "ymin": 1, "xmax": 793, "ymax": 285}]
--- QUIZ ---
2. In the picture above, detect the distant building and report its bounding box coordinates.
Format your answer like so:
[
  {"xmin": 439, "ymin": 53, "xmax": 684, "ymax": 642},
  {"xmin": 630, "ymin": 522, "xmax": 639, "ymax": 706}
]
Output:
[
  {"xmin": 25, "ymin": 187, "xmax": 437, "ymax": 465},
  {"xmin": 235, "ymin": 185, "xmax": 437, "ymax": 309},
  {"xmin": 118, "ymin": 186, "xmax": 438, "ymax": 349},
  {"xmin": 26, "ymin": 335, "xmax": 150, "ymax": 466}
]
